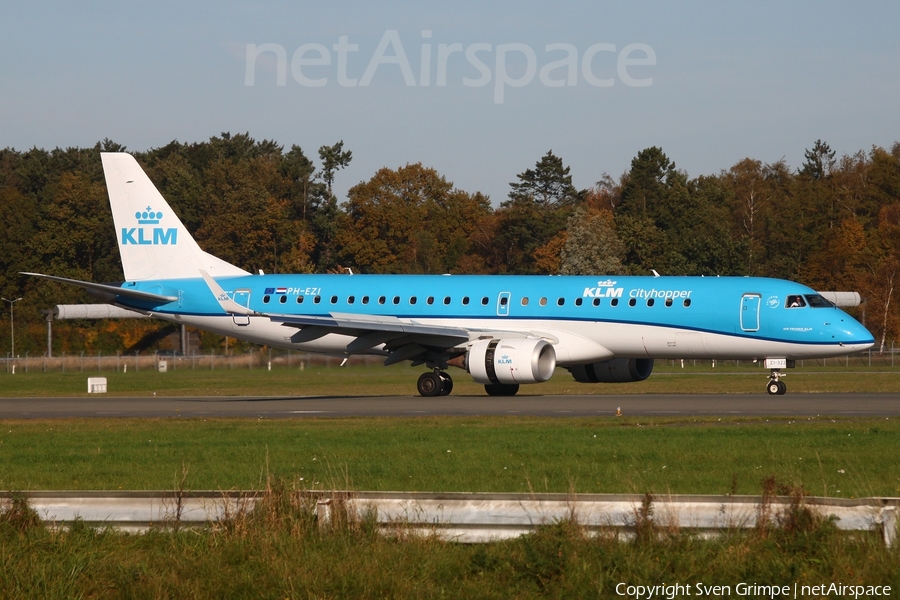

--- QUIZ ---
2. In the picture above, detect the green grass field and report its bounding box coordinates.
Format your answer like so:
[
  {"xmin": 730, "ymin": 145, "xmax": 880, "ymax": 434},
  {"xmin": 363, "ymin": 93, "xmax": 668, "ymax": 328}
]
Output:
[
  {"xmin": 3, "ymin": 359, "xmax": 900, "ymax": 396},
  {"xmin": 0, "ymin": 416, "xmax": 897, "ymax": 498}
]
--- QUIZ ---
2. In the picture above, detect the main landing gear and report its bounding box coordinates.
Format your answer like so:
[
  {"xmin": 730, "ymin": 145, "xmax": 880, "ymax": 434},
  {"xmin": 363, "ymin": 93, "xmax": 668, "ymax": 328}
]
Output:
[
  {"xmin": 484, "ymin": 383, "xmax": 520, "ymax": 396},
  {"xmin": 415, "ymin": 370, "xmax": 521, "ymax": 397},
  {"xmin": 416, "ymin": 367, "xmax": 520, "ymax": 397},
  {"xmin": 417, "ymin": 369, "xmax": 453, "ymax": 397}
]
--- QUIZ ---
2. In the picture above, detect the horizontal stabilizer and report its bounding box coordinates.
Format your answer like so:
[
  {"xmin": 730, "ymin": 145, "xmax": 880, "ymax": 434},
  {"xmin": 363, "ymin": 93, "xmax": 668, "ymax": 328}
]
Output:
[{"xmin": 22, "ymin": 272, "xmax": 178, "ymax": 304}]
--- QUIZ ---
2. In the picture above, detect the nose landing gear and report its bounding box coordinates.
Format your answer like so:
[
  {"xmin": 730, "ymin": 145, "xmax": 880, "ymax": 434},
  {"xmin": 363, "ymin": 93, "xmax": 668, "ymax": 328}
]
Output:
[
  {"xmin": 763, "ymin": 358, "xmax": 792, "ymax": 395},
  {"xmin": 766, "ymin": 370, "xmax": 786, "ymax": 395}
]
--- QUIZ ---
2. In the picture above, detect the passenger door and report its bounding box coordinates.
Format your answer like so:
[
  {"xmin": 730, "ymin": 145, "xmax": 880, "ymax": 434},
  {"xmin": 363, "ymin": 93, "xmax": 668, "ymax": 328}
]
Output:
[{"xmin": 740, "ymin": 293, "xmax": 761, "ymax": 332}]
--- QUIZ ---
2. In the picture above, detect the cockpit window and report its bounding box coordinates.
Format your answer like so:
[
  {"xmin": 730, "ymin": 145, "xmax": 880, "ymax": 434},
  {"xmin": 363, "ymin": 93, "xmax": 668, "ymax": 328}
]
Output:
[
  {"xmin": 804, "ymin": 294, "xmax": 835, "ymax": 308},
  {"xmin": 786, "ymin": 295, "xmax": 806, "ymax": 308}
]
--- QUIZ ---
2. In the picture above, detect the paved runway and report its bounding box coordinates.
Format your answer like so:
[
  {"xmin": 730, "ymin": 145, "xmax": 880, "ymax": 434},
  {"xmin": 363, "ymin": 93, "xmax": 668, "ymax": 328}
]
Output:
[{"xmin": 0, "ymin": 393, "xmax": 897, "ymax": 418}]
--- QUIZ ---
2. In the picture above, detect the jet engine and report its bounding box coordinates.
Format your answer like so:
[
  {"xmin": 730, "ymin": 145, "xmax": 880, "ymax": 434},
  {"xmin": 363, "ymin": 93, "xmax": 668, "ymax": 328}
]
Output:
[
  {"xmin": 568, "ymin": 358, "xmax": 654, "ymax": 383},
  {"xmin": 466, "ymin": 338, "xmax": 557, "ymax": 385}
]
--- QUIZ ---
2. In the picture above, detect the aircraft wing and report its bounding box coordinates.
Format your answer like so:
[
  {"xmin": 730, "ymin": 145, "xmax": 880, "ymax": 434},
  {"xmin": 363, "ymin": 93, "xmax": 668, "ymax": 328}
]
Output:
[
  {"xmin": 269, "ymin": 312, "xmax": 471, "ymax": 339},
  {"xmin": 268, "ymin": 312, "xmax": 557, "ymax": 365}
]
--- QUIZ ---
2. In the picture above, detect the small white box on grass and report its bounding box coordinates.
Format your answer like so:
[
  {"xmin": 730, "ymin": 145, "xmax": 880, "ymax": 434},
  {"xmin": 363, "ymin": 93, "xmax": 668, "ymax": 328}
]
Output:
[{"xmin": 87, "ymin": 377, "xmax": 107, "ymax": 393}]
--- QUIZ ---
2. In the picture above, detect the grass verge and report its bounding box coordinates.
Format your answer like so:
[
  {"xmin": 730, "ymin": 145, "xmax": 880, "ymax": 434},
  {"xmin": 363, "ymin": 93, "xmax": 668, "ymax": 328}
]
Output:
[
  {"xmin": 2, "ymin": 361, "xmax": 900, "ymax": 396},
  {"xmin": 0, "ymin": 416, "xmax": 897, "ymax": 497},
  {"xmin": 0, "ymin": 481, "xmax": 897, "ymax": 599}
]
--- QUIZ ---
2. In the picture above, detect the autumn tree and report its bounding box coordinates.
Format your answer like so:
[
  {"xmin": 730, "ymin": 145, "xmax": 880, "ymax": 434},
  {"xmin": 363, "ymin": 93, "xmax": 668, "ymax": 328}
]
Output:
[
  {"xmin": 491, "ymin": 151, "xmax": 583, "ymax": 273},
  {"xmin": 559, "ymin": 206, "xmax": 626, "ymax": 275},
  {"xmin": 339, "ymin": 163, "xmax": 490, "ymax": 273}
]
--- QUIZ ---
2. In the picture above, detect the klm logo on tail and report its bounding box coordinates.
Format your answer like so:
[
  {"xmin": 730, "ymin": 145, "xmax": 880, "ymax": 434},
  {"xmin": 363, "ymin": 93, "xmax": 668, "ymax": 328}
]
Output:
[{"xmin": 121, "ymin": 207, "xmax": 177, "ymax": 245}]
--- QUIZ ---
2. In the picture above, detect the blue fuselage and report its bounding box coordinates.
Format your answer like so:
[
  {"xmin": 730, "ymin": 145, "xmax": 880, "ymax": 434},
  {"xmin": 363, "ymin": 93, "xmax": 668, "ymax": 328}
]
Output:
[{"xmin": 115, "ymin": 274, "xmax": 874, "ymax": 362}]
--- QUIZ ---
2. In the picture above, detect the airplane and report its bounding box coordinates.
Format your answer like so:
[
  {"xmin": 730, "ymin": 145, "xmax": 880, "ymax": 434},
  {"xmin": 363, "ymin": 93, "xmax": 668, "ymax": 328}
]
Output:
[{"xmin": 25, "ymin": 152, "xmax": 875, "ymax": 397}]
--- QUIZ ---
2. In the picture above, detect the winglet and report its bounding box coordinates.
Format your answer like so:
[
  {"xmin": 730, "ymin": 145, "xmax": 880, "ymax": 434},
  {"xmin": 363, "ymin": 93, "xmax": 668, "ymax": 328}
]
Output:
[{"xmin": 199, "ymin": 270, "xmax": 258, "ymax": 316}]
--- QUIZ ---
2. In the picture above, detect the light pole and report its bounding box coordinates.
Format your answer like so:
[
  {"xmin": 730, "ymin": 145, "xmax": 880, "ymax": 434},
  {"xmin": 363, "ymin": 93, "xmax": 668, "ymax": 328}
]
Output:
[{"xmin": 2, "ymin": 297, "xmax": 22, "ymax": 359}]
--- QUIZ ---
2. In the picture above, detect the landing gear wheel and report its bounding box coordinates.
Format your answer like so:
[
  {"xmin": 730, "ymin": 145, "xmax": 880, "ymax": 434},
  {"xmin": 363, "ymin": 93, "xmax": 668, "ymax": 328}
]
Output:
[
  {"xmin": 417, "ymin": 372, "xmax": 444, "ymax": 397},
  {"xmin": 766, "ymin": 380, "xmax": 787, "ymax": 395},
  {"xmin": 484, "ymin": 383, "xmax": 520, "ymax": 396},
  {"xmin": 438, "ymin": 372, "xmax": 453, "ymax": 396}
]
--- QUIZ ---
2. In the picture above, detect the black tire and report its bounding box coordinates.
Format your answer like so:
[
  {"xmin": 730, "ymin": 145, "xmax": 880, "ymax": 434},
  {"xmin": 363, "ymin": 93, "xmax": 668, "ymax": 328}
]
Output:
[
  {"xmin": 438, "ymin": 372, "xmax": 453, "ymax": 396},
  {"xmin": 777, "ymin": 380, "xmax": 787, "ymax": 395},
  {"xmin": 417, "ymin": 372, "xmax": 444, "ymax": 397},
  {"xmin": 766, "ymin": 381, "xmax": 780, "ymax": 395},
  {"xmin": 484, "ymin": 383, "xmax": 520, "ymax": 396}
]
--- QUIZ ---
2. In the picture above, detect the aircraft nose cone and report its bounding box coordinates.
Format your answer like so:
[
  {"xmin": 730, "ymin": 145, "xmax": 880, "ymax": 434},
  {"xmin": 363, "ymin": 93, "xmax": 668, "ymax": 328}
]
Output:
[{"xmin": 838, "ymin": 317, "xmax": 875, "ymax": 350}]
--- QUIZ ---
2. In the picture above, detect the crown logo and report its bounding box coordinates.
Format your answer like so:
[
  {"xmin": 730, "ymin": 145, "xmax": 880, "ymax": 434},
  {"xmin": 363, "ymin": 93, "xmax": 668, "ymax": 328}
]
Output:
[
  {"xmin": 135, "ymin": 206, "xmax": 163, "ymax": 224},
  {"xmin": 597, "ymin": 279, "xmax": 617, "ymax": 287}
]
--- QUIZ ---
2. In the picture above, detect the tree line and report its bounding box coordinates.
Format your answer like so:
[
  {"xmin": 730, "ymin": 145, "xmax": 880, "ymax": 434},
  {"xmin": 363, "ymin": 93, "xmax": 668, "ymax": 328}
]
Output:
[{"xmin": 1, "ymin": 134, "xmax": 898, "ymax": 355}]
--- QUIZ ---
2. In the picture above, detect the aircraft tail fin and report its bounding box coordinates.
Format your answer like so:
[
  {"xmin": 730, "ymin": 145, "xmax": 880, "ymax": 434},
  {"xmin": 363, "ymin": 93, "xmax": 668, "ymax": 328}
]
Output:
[{"xmin": 100, "ymin": 152, "xmax": 249, "ymax": 281}]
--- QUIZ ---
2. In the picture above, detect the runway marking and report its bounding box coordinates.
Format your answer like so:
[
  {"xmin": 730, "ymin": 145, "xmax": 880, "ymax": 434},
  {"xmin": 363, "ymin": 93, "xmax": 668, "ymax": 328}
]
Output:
[{"xmin": 289, "ymin": 410, "xmax": 327, "ymax": 414}]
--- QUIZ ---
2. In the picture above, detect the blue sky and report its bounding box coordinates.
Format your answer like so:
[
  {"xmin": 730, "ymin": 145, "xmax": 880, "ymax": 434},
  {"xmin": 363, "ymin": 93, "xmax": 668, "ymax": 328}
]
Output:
[{"xmin": 2, "ymin": 1, "xmax": 897, "ymax": 204}]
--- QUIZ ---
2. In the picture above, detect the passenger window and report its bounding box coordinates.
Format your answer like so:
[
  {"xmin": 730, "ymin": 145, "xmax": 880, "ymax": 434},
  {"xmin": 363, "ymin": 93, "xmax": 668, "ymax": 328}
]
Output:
[
  {"xmin": 481, "ymin": 297, "xmax": 489, "ymax": 305},
  {"xmin": 557, "ymin": 298, "xmax": 565, "ymax": 306},
  {"xmin": 296, "ymin": 296, "xmax": 304, "ymax": 304},
  {"xmin": 539, "ymin": 297, "xmax": 547, "ymax": 306},
  {"xmin": 409, "ymin": 296, "xmax": 417, "ymax": 305},
  {"xmin": 330, "ymin": 295, "xmax": 338, "ymax": 304},
  {"xmin": 611, "ymin": 298, "xmax": 619, "ymax": 307},
  {"xmin": 665, "ymin": 298, "xmax": 672, "ymax": 307},
  {"xmin": 443, "ymin": 297, "xmax": 451, "ymax": 305},
  {"xmin": 683, "ymin": 298, "xmax": 691, "ymax": 307},
  {"xmin": 500, "ymin": 297, "xmax": 508, "ymax": 306},
  {"xmin": 378, "ymin": 296, "xmax": 386, "ymax": 305},
  {"xmin": 393, "ymin": 296, "xmax": 400, "ymax": 305},
  {"xmin": 462, "ymin": 296, "xmax": 470, "ymax": 305},
  {"xmin": 279, "ymin": 295, "xmax": 287, "ymax": 304},
  {"xmin": 628, "ymin": 298, "xmax": 636, "ymax": 307},
  {"xmin": 347, "ymin": 296, "xmax": 355, "ymax": 304},
  {"xmin": 592, "ymin": 298, "xmax": 600, "ymax": 307},
  {"xmin": 314, "ymin": 296, "xmax": 321, "ymax": 304},
  {"xmin": 426, "ymin": 296, "xmax": 434, "ymax": 305},
  {"xmin": 521, "ymin": 297, "xmax": 529, "ymax": 306},
  {"xmin": 263, "ymin": 295, "xmax": 271, "ymax": 304},
  {"xmin": 575, "ymin": 298, "xmax": 583, "ymax": 306},
  {"xmin": 646, "ymin": 298, "xmax": 654, "ymax": 307},
  {"xmin": 362, "ymin": 296, "xmax": 369, "ymax": 304}
]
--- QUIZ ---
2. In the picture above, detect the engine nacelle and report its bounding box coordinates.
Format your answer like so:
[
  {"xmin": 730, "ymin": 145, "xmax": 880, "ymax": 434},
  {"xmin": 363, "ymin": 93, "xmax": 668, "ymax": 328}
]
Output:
[
  {"xmin": 467, "ymin": 338, "xmax": 557, "ymax": 385},
  {"xmin": 568, "ymin": 358, "xmax": 654, "ymax": 383}
]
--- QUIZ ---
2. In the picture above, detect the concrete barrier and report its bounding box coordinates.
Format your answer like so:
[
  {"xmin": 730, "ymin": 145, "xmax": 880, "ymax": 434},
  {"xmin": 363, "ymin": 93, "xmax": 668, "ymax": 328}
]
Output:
[{"xmin": 2, "ymin": 491, "xmax": 896, "ymax": 546}]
